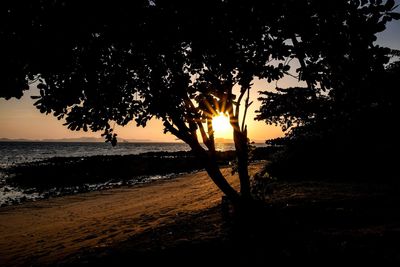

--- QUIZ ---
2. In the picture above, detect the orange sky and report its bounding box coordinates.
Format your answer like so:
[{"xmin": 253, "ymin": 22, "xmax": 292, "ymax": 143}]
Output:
[{"xmin": 0, "ymin": 78, "xmax": 288, "ymax": 142}]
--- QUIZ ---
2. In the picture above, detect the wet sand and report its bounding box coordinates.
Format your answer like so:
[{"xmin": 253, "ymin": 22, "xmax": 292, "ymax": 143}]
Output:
[{"xmin": 0, "ymin": 163, "xmax": 263, "ymax": 266}]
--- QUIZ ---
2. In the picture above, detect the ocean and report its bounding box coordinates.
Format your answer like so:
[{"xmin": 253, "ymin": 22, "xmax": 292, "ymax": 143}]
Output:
[
  {"xmin": 0, "ymin": 142, "xmax": 190, "ymax": 168},
  {"xmin": 0, "ymin": 141, "xmax": 266, "ymax": 207},
  {"xmin": 0, "ymin": 141, "xmax": 251, "ymax": 167}
]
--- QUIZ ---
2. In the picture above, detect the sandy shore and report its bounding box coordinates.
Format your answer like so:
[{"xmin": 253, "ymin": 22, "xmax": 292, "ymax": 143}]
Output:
[{"xmin": 0, "ymin": 163, "xmax": 263, "ymax": 266}]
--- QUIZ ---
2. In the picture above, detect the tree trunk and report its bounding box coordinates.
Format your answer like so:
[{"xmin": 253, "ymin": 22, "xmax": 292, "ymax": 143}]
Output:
[
  {"xmin": 233, "ymin": 128, "xmax": 251, "ymax": 199},
  {"xmin": 190, "ymin": 142, "xmax": 241, "ymax": 203}
]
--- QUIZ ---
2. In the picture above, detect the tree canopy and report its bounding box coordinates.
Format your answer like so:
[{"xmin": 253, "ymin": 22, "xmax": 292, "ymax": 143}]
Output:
[
  {"xmin": 255, "ymin": 1, "xmax": 400, "ymax": 179},
  {"xmin": 1, "ymin": 0, "xmax": 398, "ymax": 199}
]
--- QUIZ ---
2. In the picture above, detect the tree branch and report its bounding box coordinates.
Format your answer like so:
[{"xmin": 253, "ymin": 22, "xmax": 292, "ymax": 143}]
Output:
[
  {"xmin": 291, "ymin": 34, "xmax": 314, "ymax": 90},
  {"xmin": 207, "ymin": 117, "xmax": 216, "ymax": 152},
  {"xmin": 235, "ymin": 88, "xmax": 247, "ymax": 120},
  {"xmin": 163, "ymin": 119, "xmax": 188, "ymax": 143},
  {"xmin": 183, "ymin": 93, "xmax": 210, "ymax": 148},
  {"xmin": 227, "ymin": 100, "xmax": 240, "ymax": 132},
  {"xmin": 241, "ymin": 88, "xmax": 252, "ymax": 132}
]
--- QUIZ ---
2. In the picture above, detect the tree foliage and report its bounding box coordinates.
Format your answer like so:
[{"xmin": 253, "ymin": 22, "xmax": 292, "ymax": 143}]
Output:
[
  {"xmin": 1, "ymin": 0, "xmax": 398, "ymax": 199},
  {"xmin": 255, "ymin": 1, "xmax": 399, "ymax": 179}
]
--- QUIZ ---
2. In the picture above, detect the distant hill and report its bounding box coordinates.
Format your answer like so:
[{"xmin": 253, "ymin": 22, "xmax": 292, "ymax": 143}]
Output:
[
  {"xmin": 41, "ymin": 137, "xmax": 104, "ymax": 143},
  {"xmin": 0, "ymin": 137, "xmax": 154, "ymax": 143},
  {"xmin": 0, "ymin": 138, "xmax": 31, "ymax": 142}
]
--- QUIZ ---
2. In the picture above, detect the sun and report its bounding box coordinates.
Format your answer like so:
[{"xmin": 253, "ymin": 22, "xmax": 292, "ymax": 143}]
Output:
[{"xmin": 212, "ymin": 112, "xmax": 232, "ymax": 138}]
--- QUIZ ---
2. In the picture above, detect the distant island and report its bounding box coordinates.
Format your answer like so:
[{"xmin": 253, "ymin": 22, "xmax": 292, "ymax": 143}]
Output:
[{"xmin": 0, "ymin": 137, "xmax": 157, "ymax": 143}]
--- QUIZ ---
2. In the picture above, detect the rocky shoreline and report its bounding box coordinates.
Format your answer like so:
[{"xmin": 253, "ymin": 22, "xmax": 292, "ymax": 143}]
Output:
[{"xmin": 0, "ymin": 147, "xmax": 277, "ymax": 207}]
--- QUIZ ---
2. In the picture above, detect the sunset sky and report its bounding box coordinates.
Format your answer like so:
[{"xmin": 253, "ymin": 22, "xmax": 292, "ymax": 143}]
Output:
[{"xmin": 1, "ymin": 8, "xmax": 399, "ymax": 142}]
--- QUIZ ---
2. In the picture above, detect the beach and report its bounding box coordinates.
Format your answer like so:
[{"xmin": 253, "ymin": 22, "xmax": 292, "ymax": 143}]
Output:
[
  {"xmin": 2, "ymin": 160, "xmax": 400, "ymax": 266},
  {"xmin": 0, "ymin": 163, "xmax": 263, "ymax": 266}
]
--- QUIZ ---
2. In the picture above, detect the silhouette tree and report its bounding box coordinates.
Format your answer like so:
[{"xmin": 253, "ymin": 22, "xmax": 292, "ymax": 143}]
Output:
[
  {"xmin": 1, "ymin": 0, "xmax": 397, "ymax": 202},
  {"xmin": 256, "ymin": 1, "xmax": 399, "ymax": 179}
]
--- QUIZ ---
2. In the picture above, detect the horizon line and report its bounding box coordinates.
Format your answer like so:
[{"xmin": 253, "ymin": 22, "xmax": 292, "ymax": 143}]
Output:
[{"xmin": 0, "ymin": 137, "xmax": 267, "ymax": 143}]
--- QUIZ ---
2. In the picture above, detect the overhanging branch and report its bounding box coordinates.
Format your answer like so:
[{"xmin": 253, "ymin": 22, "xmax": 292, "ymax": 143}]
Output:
[
  {"xmin": 235, "ymin": 88, "xmax": 247, "ymax": 120},
  {"xmin": 183, "ymin": 93, "xmax": 211, "ymax": 149}
]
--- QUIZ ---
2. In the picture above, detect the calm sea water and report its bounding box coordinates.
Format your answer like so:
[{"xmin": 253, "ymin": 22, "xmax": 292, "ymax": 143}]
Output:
[
  {"xmin": 0, "ymin": 141, "xmax": 249, "ymax": 167},
  {"xmin": 0, "ymin": 142, "xmax": 188, "ymax": 168}
]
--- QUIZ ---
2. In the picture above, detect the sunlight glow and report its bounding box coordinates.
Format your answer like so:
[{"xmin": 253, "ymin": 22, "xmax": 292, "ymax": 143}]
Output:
[{"xmin": 212, "ymin": 112, "xmax": 232, "ymax": 139}]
